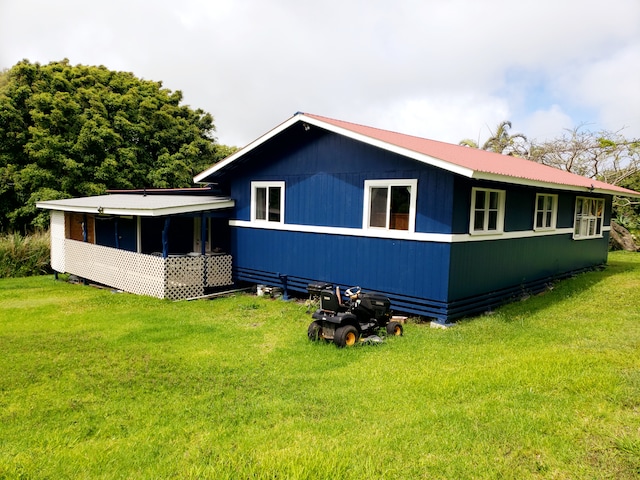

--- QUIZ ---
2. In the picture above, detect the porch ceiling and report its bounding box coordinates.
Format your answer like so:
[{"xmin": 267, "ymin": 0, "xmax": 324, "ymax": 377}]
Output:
[{"xmin": 37, "ymin": 194, "xmax": 235, "ymax": 217}]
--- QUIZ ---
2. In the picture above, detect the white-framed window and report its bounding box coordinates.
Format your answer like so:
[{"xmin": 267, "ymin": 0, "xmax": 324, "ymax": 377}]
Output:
[
  {"xmin": 363, "ymin": 179, "xmax": 417, "ymax": 232},
  {"xmin": 573, "ymin": 197, "xmax": 605, "ymax": 239},
  {"xmin": 534, "ymin": 193, "xmax": 558, "ymax": 231},
  {"xmin": 470, "ymin": 187, "xmax": 506, "ymax": 234},
  {"xmin": 251, "ymin": 181, "xmax": 285, "ymax": 223}
]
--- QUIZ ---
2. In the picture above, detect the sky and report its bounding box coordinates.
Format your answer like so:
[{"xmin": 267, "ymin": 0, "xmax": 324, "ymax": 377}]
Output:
[{"xmin": 1, "ymin": 0, "xmax": 639, "ymax": 149}]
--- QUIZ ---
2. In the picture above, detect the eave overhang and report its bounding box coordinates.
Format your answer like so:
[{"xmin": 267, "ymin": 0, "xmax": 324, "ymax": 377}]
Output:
[{"xmin": 36, "ymin": 194, "xmax": 235, "ymax": 217}]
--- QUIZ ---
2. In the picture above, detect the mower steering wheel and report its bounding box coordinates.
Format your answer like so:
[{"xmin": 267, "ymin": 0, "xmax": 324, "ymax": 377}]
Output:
[{"xmin": 345, "ymin": 286, "xmax": 361, "ymax": 298}]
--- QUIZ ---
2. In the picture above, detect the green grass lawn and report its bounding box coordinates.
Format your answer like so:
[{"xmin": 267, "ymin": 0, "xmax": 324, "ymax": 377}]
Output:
[{"xmin": 1, "ymin": 252, "xmax": 639, "ymax": 479}]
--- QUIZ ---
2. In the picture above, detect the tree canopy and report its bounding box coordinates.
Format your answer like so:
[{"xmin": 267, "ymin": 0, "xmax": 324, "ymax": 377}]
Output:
[{"xmin": 0, "ymin": 59, "xmax": 234, "ymax": 232}]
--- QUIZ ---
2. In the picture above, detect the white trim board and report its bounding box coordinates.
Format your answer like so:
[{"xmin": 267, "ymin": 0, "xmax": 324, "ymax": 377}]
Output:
[{"xmin": 228, "ymin": 220, "xmax": 608, "ymax": 243}]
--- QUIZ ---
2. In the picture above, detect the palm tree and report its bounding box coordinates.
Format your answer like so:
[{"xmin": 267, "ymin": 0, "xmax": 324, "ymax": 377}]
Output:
[
  {"xmin": 458, "ymin": 138, "xmax": 480, "ymax": 149},
  {"xmin": 459, "ymin": 121, "xmax": 529, "ymax": 157}
]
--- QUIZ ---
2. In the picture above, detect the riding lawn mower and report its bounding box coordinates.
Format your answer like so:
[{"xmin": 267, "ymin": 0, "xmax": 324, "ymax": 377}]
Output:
[{"xmin": 307, "ymin": 283, "xmax": 403, "ymax": 347}]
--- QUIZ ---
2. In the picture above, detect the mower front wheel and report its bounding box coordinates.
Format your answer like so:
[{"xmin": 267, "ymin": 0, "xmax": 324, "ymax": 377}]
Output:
[
  {"xmin": 386, "ymin": 321, "xmax": 403, "ymax": 336},
  {"xmin": 307, "ymin": 321, "xmax": 322, "ymax": 341},
  {"xmin": 334, "ymin": 325, "xmax": 359, "ymax": 348}
]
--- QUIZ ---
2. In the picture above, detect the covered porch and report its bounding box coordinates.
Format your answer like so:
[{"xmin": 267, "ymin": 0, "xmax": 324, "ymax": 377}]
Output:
[{"xmin": 37, "ymin": 192, "xmax": 235, "ymax": 300}]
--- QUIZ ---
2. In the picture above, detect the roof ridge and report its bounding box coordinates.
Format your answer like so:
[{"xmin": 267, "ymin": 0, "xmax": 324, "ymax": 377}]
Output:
[{"xmin": 303, "ymin": 112, "xmax": 454, "ymax": 147}]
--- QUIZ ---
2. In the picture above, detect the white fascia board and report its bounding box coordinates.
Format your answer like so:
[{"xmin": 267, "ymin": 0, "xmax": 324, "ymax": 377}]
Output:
[
  {"xmin": 193, "ymin": 116, "xmax": 303, "ymax": 183},
  {"xmin": 471, "ymin": 171, "xmax": 639, "ymax": 197},
  {"xmin": 471, "ymin": 172, "xmax": 586, "ymax": 192},
  {"xmin": 193, "ymin": 113, "xmax": 475, "ymax": 183},
  {"xmin": 100, "ymin": 200, "xmax": 235, "ymax": 217},
  {"xmin": 36, "ymin": 199, "xmax": 235, "ymax": 216},
  {"xmin": 299, "ymin": 115, "xmax": 475, "ymax": 178}
]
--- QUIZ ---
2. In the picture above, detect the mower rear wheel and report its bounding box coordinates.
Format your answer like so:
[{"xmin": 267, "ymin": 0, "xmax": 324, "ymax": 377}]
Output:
[
  {"xmin": 307, "ymin": 321, "xmax": 322, "ymax": 341},
  {"xmin": 386, "ymin": 321, "xmax": 403, "ymax": 336},
  {"xmin": 334, "ymin": 325, "xmax": 359, "ymax": 348}
]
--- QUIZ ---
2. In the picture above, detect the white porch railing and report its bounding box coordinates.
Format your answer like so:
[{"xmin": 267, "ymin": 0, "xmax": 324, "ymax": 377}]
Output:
[{"xmin": 63, "ymin": 240, "xmax": 233, "ymax": 300}]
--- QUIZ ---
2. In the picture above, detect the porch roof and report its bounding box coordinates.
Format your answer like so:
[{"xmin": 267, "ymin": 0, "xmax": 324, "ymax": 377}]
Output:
[{"xmin": 37, "ymin": 194, "xmax": 235, "ymax": 217}]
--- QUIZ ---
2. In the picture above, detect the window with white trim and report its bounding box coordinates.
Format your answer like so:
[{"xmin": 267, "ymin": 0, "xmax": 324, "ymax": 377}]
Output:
[
  {"xmin": 251, "ymin": 181, "xmax": 285, "ymax": 223},
  {"xmin": 573, "ymin": 197, "xmax": 604, "ymax": 239},
  {"xmin": 363, "ymin": 179, "xmax": 417, "ymax": 232},
  {"xmin": 534, "ymin": 193, "xmax": 558, "ymax": 231},
  {"xmin": 470, "ymin": 187, "xmax": 506, "ymax": 234}
]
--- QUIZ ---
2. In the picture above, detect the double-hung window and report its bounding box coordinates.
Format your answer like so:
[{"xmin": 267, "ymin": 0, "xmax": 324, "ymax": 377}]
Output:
[
  {"xmin": 470, "ymin": 187, "xmax": 506, "ymax": 234},
  {"xmin": 251, "ymin": 181, "xmax": 284, "ymax": 223},
  {"xmin": 363, "ymin": 179, "xmax": 417, "ymax": 232},
  {"xmin": 534, "ymin": 193, "xmax": 558, "ymax": 231},
  {"xmin": 573, "ymin": 197, "xmax": 604, "ymax": 239}
]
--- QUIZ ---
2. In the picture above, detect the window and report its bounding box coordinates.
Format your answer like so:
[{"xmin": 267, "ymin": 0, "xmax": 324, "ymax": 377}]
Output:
[
  {"xmin": 534, "ymin": 194, "xmax": 558, "ymax": 230},
  {"xmin": 251, "ymin": 181, "xmax": 284, "ymax": 223},
  {"xmin": 470, "ymin": 187, "xmax": 505, "ymax": 234},
  {"xmin": 573, "ymin": 197, "xmax": 604, "ymax": 239},
  {"xmin": 363, "ymin": 179, "xmax": 417, "ymax": 232}
]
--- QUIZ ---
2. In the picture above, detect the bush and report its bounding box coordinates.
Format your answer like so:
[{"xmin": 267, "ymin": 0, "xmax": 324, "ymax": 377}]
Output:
[{"xmin": 0, "ymin": 231, "xmax": 51, "ymax": 278}]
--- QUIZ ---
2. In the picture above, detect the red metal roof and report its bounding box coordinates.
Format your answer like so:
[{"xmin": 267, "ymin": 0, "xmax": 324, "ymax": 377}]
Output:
[
  {"xmin": 194, "ymin": 112, "xmax": 640, "ymax": 197},
  {"xmin": 303, "ymin": 113, "xmax": 640, "ymax": 197}
]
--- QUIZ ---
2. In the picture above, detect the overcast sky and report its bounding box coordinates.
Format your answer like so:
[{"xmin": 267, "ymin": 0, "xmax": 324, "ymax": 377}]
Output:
[{"xmin": 1, "ymin": 0, "xmax": 639, "ymax": 148}]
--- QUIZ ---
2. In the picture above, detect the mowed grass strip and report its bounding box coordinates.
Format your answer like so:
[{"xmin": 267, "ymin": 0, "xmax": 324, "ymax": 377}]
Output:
[{"xmin": 0, "ymin": 252, "xmax": 639, "ymax": 479}]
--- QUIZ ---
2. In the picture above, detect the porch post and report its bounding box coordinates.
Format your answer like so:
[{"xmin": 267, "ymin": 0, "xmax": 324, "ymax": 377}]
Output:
[
  {"xmin": 114, "ymin": 218, "xmax": 120, "ymax": 249},
  {"xmin": 201, "ymin": 213, "xmax": 207, "ymax": 288},
  {"xmin": 82, "ymin": 214, "xmax": 89, "ymax": 285},
  {"xmin": 136, "ymin": 216, "xmax": 141, "ymax": 253},
  {"xmin": 162, "ymin": 217, "xmax": 171, "ymax": 259},
  {"xmin": 200, "ymin": 213, "xmax": 206, "ymax": 255},
  {"xmin": 82, "ymin": 214, "xmax": 88, "ymax": 242}
]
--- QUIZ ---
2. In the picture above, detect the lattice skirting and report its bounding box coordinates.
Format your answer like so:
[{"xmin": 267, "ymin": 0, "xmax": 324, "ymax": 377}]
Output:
[
  {"xmin": 65, "ymin": 240, "xmax": 167, "ymax": 298},
  {"xmin": 206, "ymin": 255, "xmax": 233, "ymax": 286},
  {"xmin": 62, "ymin": 240, "xmax": 233, "ymax": 300}
]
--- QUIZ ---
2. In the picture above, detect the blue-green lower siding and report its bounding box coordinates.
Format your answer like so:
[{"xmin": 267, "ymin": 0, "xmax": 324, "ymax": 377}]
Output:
[
  {"xmin": 447, "ymin": 233, "xmax": 609, "ymax": 317},
  {"xmin": 231, "ymin": 227, "xmax": 609, "ymax": 321}
]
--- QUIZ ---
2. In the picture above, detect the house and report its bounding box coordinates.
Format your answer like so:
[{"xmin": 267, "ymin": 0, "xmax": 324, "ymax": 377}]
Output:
[
  {"xmin": 192, "ymin": 113, "xmax": 640, "ymax": 321},
  {"xmin": 38, "ymin": 112, "xmax": 640, "ymax": 321}
]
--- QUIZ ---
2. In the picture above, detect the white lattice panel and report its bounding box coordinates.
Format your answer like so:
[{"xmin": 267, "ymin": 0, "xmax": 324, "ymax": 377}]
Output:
[
  {"xmin": 165, "ymin": 256, "xmax": 205, "ymax": 300},
  {"xmin": 49, "ymin": 211, "xmax": 66, "ymax": 273},
  {"xmin": 61, "ymin": 241, "xmax": 234, "ymax": 300},
  {"xmin": 206, "ymin": 254, "xmax": 233, "ymax": 287},
  {"xmin": 64, "ymin": 240, "xmax": 166, "ymax": 298}
]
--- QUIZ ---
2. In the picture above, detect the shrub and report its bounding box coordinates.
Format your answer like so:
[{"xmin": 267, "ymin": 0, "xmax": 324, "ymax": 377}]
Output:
[{"xmin": 0, "ymin": 231, "xmax": 51, "ymax": 278}]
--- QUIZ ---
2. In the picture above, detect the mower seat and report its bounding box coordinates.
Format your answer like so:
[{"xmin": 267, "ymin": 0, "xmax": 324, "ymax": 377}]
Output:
[{"xmin": 319, "ymin": 291, "xmax": 342, "ymax": 313}]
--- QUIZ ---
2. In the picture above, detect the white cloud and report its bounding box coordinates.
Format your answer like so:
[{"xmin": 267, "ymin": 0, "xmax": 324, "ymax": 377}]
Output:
[
  {"xmin": 567, "ymin": 44, "xmax": 640, "ymax": 133},
  {"xmin": 521, "ymin": 105, "xmax": 574, "ymax": 142},
  {"xmin": 1, "ymin": 0, "xmax": 639, "ymax": 147}
]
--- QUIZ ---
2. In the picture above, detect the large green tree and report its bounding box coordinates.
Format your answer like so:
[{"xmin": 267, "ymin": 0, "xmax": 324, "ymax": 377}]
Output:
[{"xmin": 0, "ymin": 59, "xmax": 234, "ymax": 232}]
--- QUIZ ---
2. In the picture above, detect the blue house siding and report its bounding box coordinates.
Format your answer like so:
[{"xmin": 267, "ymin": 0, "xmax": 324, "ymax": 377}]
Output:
[
  {"xmin": 226, "ymin": 129, "xmax": 456, "ymax": 234},
  {"xmin": 95, "ymin": 216, "xmax": 137, "ymax": 251},
  {"xmin": 230, "ymin": 226, "xmax": 452, "ymax": 318}
]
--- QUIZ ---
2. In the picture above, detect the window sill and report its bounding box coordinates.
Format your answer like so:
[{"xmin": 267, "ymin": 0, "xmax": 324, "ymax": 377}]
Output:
[
  {"xmin": 572, "ymin": 235, "xmax": 604, "ymax": 241},
  {"xmin": 469, "ymin": 230, "xmax": 504, "ymax": 236}
]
